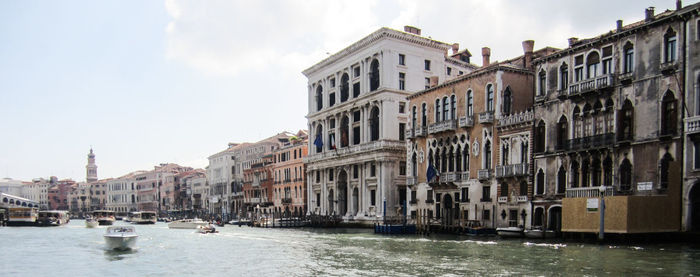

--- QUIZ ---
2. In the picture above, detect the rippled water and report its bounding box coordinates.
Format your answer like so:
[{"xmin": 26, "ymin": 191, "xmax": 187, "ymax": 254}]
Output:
[{"xmin": 1, "ymin": 220, "xmax": 699, "ymax": 276}]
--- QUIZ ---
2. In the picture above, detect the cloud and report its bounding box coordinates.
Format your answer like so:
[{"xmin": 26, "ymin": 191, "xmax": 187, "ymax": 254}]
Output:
[{"xmin": 164, "ymin": 0, "xmax": 381, "ymax": 77}]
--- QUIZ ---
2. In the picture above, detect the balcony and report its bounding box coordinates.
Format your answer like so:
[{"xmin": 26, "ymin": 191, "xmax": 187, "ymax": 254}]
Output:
[
  {"xmin": 568, "ymin": 74, "xmax": 613, "ymax": 97},
  {"xmin": 478, "ymin": 169, "xmax": 491, "ymax": 180},
  {"xmin": 478, "ymin": 111, "xmax": 494, "ymax": 124},
  {"xmin": 498, "ymin": 196, "xmax": 508, "ymax": 203},
  {"xmin": 404, "ymin": 129, "xmax": 414, "ymax": 139},
  {"xmin": 497, "ymin": 110, "xmax": 533, "ymax": 128},
  {"xmin": 442, "ymin": 172, "xmax": 462, "ymax": 182},
  {"xmin": 535, "ymin": 94, "xmax": 546, "ymax": 102},
  {"xmin": 517, "ymin": 195, "xmax": 528, "ymax": 202},
  {"xmin": 495, "ymin": 163, "xmax": 529, "ymax": 178},
  {"xmin": 305, "ymin": 140, "xmax": 406, "ymax": 163},
  {"xmin": 458, "ymin": 116, "xmax": 474, "ymax": 128},
  {"xmin": 461, "ymin": 172, "xmax": 470, "ymax": 181},
  {"xmin": 248, "ymin": 197, "xmax": 261, "ymax": 203},
  {"xmin": 686, "ymin": 116, "xmax": 700, "ymax": 135},
  {"xmin": 565, "ymin": 186, "xmax": 615, "ymax": 198},
  {"xmin": 428, "ymin": 119, "xmax": 457, "ymax": 134},
  {"xmin": 660, "ymin": 61, "xmax": 678, "ymax": 75},
  {"xmin": 282, "ymin": 198, "xmax": 292, "ymax": 204},
  {"xmin": 414, "ymin": 126, "xmax": 427, "ymax": 137},
  {"xmin": 406, "ymin": 176, "xmax": 417, "ymax": 186},
  {"xmin": 567, "ymin": 133, "xmax": 615, "ymax": 151},
  {"xmin": 557, "ymin": 89, "xmax": 568, "ymax": 99}
]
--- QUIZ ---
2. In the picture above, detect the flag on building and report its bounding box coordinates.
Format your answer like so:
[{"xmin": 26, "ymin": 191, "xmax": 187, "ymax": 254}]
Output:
[
  {"xmin": 427, "ymin": 163, "xmax": 438, "ymax": 182},
  {"xmin": 314, "ymin": 135, "xmax": 323, "ymax": 149},
  {"xmin": 330, "ymin": 135, "xmax": 336, "ymax": 150}
]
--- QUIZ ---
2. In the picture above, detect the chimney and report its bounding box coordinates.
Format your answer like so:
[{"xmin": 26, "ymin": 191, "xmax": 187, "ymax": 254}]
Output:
[
  {"xmin": 429, "ymin": 76, "xmax": 439, "ymax": 88},
  {"xmin": 522, "ymin": 40, "xmax": 534, "ymax": 68},
  {"xmin": 677, "ymin": 0, "xmax": 683, "ymax": 10},
  {"xmin": 616, "ymin": 20, "xmax": 623, "ymax": 32},
  {"xmin": 568, "ymin": 37, "xmax": 579, "ymax": 47},
  {"xmin": 452, "ymin": 43, "xmax": 460, "ymax": 55},
  {"xmin": 403, "ymin": 25, "xmax": 421, "ymax": 36},
  {"xmin": 645, "ymin": 7, "xmax": 655, "ymax": 22},
  {"xmin": 482, "ymin": 47, "xmax": 491, "ymax": 67}
]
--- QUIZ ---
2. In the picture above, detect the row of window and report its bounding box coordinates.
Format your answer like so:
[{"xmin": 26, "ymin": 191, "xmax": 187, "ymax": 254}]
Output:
[
  {"xmin": 313, "ymin": 106, "xmax": 381, "ymax": 153},
  {"xmin": 411, "ymin": 85, "xmax": 509, "ymax": 128},
  {"xmin": 314, "ymin": 59, "xmax": 380, "ymax": 112}
]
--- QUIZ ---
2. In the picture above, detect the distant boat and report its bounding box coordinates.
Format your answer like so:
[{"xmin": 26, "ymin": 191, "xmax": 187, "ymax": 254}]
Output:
[
  {"xmin": 167, "ymin": 218, "xmax": 208, "ymax": 229},
  {"xmin": 524, "ymin": 228, "xmax": 557, "ymax": 239},
  {"xmin": 130, "ymin": 211, "xmax": 157, "ymax": 224},
  {"xmin": 92, "ymin": 210, "xmax": 115, "ymax": 226},
  {"xmin": 6, "ymin": 207, "xmax": 38, "ymax": 226},
  {"xmin": 496, "ymin": 226, "xmax": 524, "ymax": 238},
  {"xmin": 196, "ymin": 224, "xmax": 218, "ymax": 234},
  {"xmin": 85, "ymin": 218, "xmax": 99, "ymax": 228},
  {"xmin": 103, "ymin": 226, "xmax": 138, "ymax": 250},
  {"xmin": 37, "ymin": 210, "xmax": 70, "ymax": 226}
]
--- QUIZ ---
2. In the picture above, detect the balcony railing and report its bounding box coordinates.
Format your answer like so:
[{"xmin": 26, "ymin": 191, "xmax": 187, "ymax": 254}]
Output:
[
  {"xmin": 458, "ymin": 116, "xmax": 474, "ymax": 128},
  {"xmin": 497, "ymin": 110, "xmax": 533, "ymax": 128},
  {"xmin": 568, "ymin": 74, "xmax": 613, "ymax": 96},
  {"xmin": 406, "ymin": 176, "xmax": 417, "ymax": 186},
  {"xmin": 282, "ymin": 198, "xmax": 292, "ymax": 204},
  {"xmin": 565, "ymin": 186, "xmax": 615, "ymax": 198},
  {"xmin": 415, "ymin": 126, "xmax": 427, "ymax": 137},
  {"xmin": 567, "ymin": 133, "xmax": 615, "ymax": 151},
  {"xmin": 461, "ymin": 172, "xmax": 470, "ymax": 181},
  {"xmin": 478, "ymin": 111, "xmax": 494, "ymax": 124},
  {"xmin": 557, "ymin": 89, "xmax": 568, "ymax": 98},
  {"xmin": 478, "ymin": 169, "xmax": 491, "ymax": 180},
  {"xmin": 498, "ymin": 196, "xmax": 508, "ymax": 203},
  {"xmin": 495, "ymin": 163, "xmax": 529, "ymax": 178},
  {"xmin": 442, "ymin": 172, "xmax": 462, "ymax": 182},
  {"xmin": 428, "ymin": 119, "xmax": 457, "ymax": 134},
  {"xmin": 405, "ymin": 129, "xmax": 414, "ymax": 139},
  {"xmin": 686, "ymin": 116, "xmax": 700, "ymax": 135},
  {"xmin": 306, "ymin": 140, "xmax": 406, "ymax": 163},
  {"xmin": 517, "ymin": 195, "xmax": 528, "ymax": 202}
]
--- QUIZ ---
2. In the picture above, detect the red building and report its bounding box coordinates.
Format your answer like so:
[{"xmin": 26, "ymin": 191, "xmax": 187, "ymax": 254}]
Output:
[{"xmin": 242, "ymin": 155, "xmax": 274, "ymax": 217}]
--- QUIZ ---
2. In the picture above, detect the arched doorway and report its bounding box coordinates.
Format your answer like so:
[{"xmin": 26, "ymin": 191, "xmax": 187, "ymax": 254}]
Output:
[
  {"xmin": 338, "ymin": 170, "xmax": 348, "ymax": 216},
  {"xmin": 533, "ymin": 207, "xmax": 544, "ymax": 227},
  {"xmin": 690, "ymin": 184, "xmax": 700, "ymax": 232},
  {"xmin": 443, "ymin": 193, "xmax": 453, "ymax": 225},
  {"xmin": 548, "ymin": 206, "xmax": 562, "ymax": 232},
  {"xmin": 352, "ymin": 187, "xmax": 359, "ymax": 216}
]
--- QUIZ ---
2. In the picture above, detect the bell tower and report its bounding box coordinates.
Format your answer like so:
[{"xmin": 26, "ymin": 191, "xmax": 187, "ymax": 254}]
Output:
[{"xmin": 86, "ymin": 148, "xmax": 98, "ymax": 183}]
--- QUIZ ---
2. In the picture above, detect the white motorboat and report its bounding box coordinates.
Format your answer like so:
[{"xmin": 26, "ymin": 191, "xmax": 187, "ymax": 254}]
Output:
[
  {"xmin": 496, "ymin": 226, "xmax": 524, "ymax": 238},
  {"xmin": 85, "ymin": 218, "xmax": 99, "ymax": 228},
  {"xmin": 103, "ymin": 226, "xmax": 138, "ymax": 250},
  {"xmin": 130, "ymin": 211, "xmax": 157, "ymax": 224},
  {"xmin": 524, "ymin": 228, "xmax": 557, "ymax": 239},
  {"xmin": 196, "ymin": 224, "xmax": 218, "ymax": 234},
  {"xmin": 167, "ymin": 218, "xmax": 209, "ymax": 229}
]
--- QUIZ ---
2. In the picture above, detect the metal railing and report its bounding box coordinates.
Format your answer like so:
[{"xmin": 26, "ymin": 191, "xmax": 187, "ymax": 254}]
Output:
[
  {"xmin": 568, "ymin": 74, "xmax": 613, "ymax": 96},
  {"xmin": 565, "ymin": 186, "xmax": 615, "ymax": 198},
  {"xmin": 495, "ymin": 163, "xmax": 529, "ymax": 178},
  {"xmin": 478, "ymin": 169, "xmax": 491, "ymax": 180},
  {"xmin": 567, "ymin": 133, "xmax": 615, "ymax": 151}
]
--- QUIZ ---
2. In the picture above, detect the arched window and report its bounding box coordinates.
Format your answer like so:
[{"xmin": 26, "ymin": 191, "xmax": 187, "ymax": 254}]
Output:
[
  {"xmin": 662, "ymin": 90, "xmax": 677, "ymax": 136},
  {"xmin": 571, "ymin": 161, "xmax": 580, "ymax": 188},
  {"xmin": 593, "ymin": 101, "xmax": 603, "ymax": 135},
  {"xmin": 441, "ymin": 147, "xmax": 448, "ymax": 173},
  {"xmin": 536, "ymin": 169, "xmax": 545, "ymax": 195},
  {"xmin": 315, "ymin": 124, "xmax": 323, "ymax": 153},
  {"xmin": 520, "ymin": 181, "xmax": 528, "ymax": 196},
  {"xmin": 620, "ymin": 158, "xmax": 632, "ymax": 191},
  {"xmin": 484, "ymin": 139, "xmax": 492, "ymax": 169},
  {"xmin": 455, "ymin": 145, "xmax": 462, "ymax": 171},
  {"xmin": 448, "ymin": 146, "xmax": 455, "ymax": 172},
  {"xmin": 341, "ymin": 116, "xmax": 349, "ymax": 148},
  {"xmin": 370, "ymin": 106, "xmax": 380, "ymax": 141},
  {"xmin": 582, "ymin": 104, "xmax": 592, "ymax": 137},
  {"xmin": 538, "ymin": 70, "xmax": 546, "ymax": 96},
  {"xmin": 369, "ymin": 59, "xmax": 380, "ymax": 91},
  {"xmin": 581, "ymin": 159, "xmax": 590, "ymax": 187},
  {"xmin": 586, "ymin": 51, "xmax": 600, "ymax": 79},
  {"xmin": 557, "ymin": 166, "xmax": 566, "ymax": 194},
  {"xmin": 503, "ymin": 88, "xmax": 512, "ymax": 115},
  {"xmin": 467, "ymin": 90, "xmax": 473, "ymax": 116},
  {"xmin": 443, "ymin": 96, "xmax": 449, "ymax": 121},
  {"xmin": 462, "ymin": 146, "xmax": 469, "ymax": 171},
  {"xmin": 557, "ymin": 116, "xmax": 568, "ymax": 150},
  {"xmin": 502, "ymin": 144, "xmax": 509, "ymax": 165},
  {"xmin": 412, "ymin": 106, "xmax": 417, "ymax": 131},
  {"xmin": 605, "ymin": 98, "xmax": 614, "ymax": 133},
  {"xmin": 434, "ymin": 148, "xmax": 440, "ymax": 171},
  {"xmin": 559, "ymin": 63, "xmax": 569, "ymax": 90},
  {"xmin": 411, "ymin": 153, "xmax": 417, "ymax": 177},
  {"xmin": 660, "ymin": 153, "xmax": 673, "ymax": 190},
  {"xmin": 623, "ymin": 42, "xmax": 634, "ymax": 73},
  {"xmin": 435, "ymin": 99, "xmax": 441, "ymax": 123},
  {"xmin": 316, "ymin": 85, "xmax": 323, "ymax": 111},
  {"xmin": 450, "ymin": 95, "xmax": 456, "ymax": 121},
  {"xmin": 535, "ymin": 121, "xmax": 546, "ymax": 153},
  {"xmin": 486, "ymin": 85, "xmax": 494, "ymax": 111},
  {"xmin": 573, "ymin": 106, "xmax": 581, "ymax": 139},
  {"xmin": 340, "ymin": 73, "xmax": 349, "ymax": 102},
  {"xmin": 665, "ymin": 28, "xmax": 677, "ymax": 63},
  {"xmin": 603, "ymin": 156, "xmax": 613, "ymax": 187},
  {"xmin": 421, "ymin": 103, "xmax": 427, "ymax": 127},
  {"xmin": 591, "ymin": 156, "xmax": 601, "ymax": 187},
  {"xmin": 428, "ymin": 149, "xmax": 434, "ymax": 168}
]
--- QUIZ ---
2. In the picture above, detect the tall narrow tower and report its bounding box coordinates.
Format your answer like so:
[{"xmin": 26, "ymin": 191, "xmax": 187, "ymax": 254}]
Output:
[{"xmin": 86, "ymin": 148, "xmax": 98, "ymax": 183}]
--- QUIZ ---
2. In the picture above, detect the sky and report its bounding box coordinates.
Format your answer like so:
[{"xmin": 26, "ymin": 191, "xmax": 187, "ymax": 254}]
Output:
[{"xmin": 0, "ymin": 0, "xmax": 686, "ymax": 182}]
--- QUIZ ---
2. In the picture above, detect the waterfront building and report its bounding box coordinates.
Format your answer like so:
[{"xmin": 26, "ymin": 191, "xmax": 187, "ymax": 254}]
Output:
[
  {"xmin": 24, "ymin": 178, "xmax": 50, "ymax": 209},
  {"xmin": 303, "ymin": 26, "xmax": 474, "ymax": 222},
  {"xmin": 67, "ymin": 182, "xmax": 91, "ymax": 215},
  {"xmin": 173, "ymin": 169, "xmax": 207, "ymax": 216},
  {"xmin": 134, "ymin": 163, "xmax": 192, "ymax": 213},
  {"xmin": 406, "ymin": 42, "xmax": 555, "ymax": 229},
  {"xmin": 682, "ymin": 2, "xmax": 700, "ymax": 232},
  {"xmin": 89, "ymin": 179, "xmax": 107, "ymax": 211},
  {"xmin": 186, "ymin": 171, "xmax": 209, "ymax": 216},
  {"xmin": 533, "ymin": 4, "xmax": 697, "ymax": 235},
  {"xmin": 272, "ymin": 131, "xmax": 308, "ymax": 216},
  {"xmin": 48, "ymin": 178, "xmax": 75, "ymax": 210},
  {"xmin": 243, "ymin": 154, "xmax": 275, "ymax": 216}
]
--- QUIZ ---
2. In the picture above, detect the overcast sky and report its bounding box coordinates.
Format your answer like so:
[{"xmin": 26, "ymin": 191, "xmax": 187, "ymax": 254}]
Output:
[{"xmin": 0, "ymin": 0, "xmax": 685, "ymax": 182}]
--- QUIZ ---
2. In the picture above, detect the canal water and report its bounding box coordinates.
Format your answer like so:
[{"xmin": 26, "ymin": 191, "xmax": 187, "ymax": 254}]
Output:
[{"xmin": 1, "ymin": 220, "xmax": 699, "ymax": 276}]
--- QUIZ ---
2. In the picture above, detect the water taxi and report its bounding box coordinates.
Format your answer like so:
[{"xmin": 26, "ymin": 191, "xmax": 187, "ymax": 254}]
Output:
[
  {"xmin": 167, "ymin": 218, "xmax": 208, "ymax": 229},
  {"xmin": 85, "ymin": 217, "xmax": 99, "ymax": 228},
  {"xmin": 496, "ymin": 226, "xmax": 524, "ymax": 238},
  {"xmin": 6, "ymin": 207, "xmax": 38, "ymax": 226},
  {"xmin": 130, "ymin": 211, "xmax": 157, "ymax": 224},
  {"xmin": 37, "ymin": 210, "xmax": 70, "ymax": 226},
  {"xmin": 103, "ymin": 226, "xmax": 138, "ymax": 250},
  {"xmin": 92, "ymin": 210, "xmax": 116, "ymax": 225}
]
